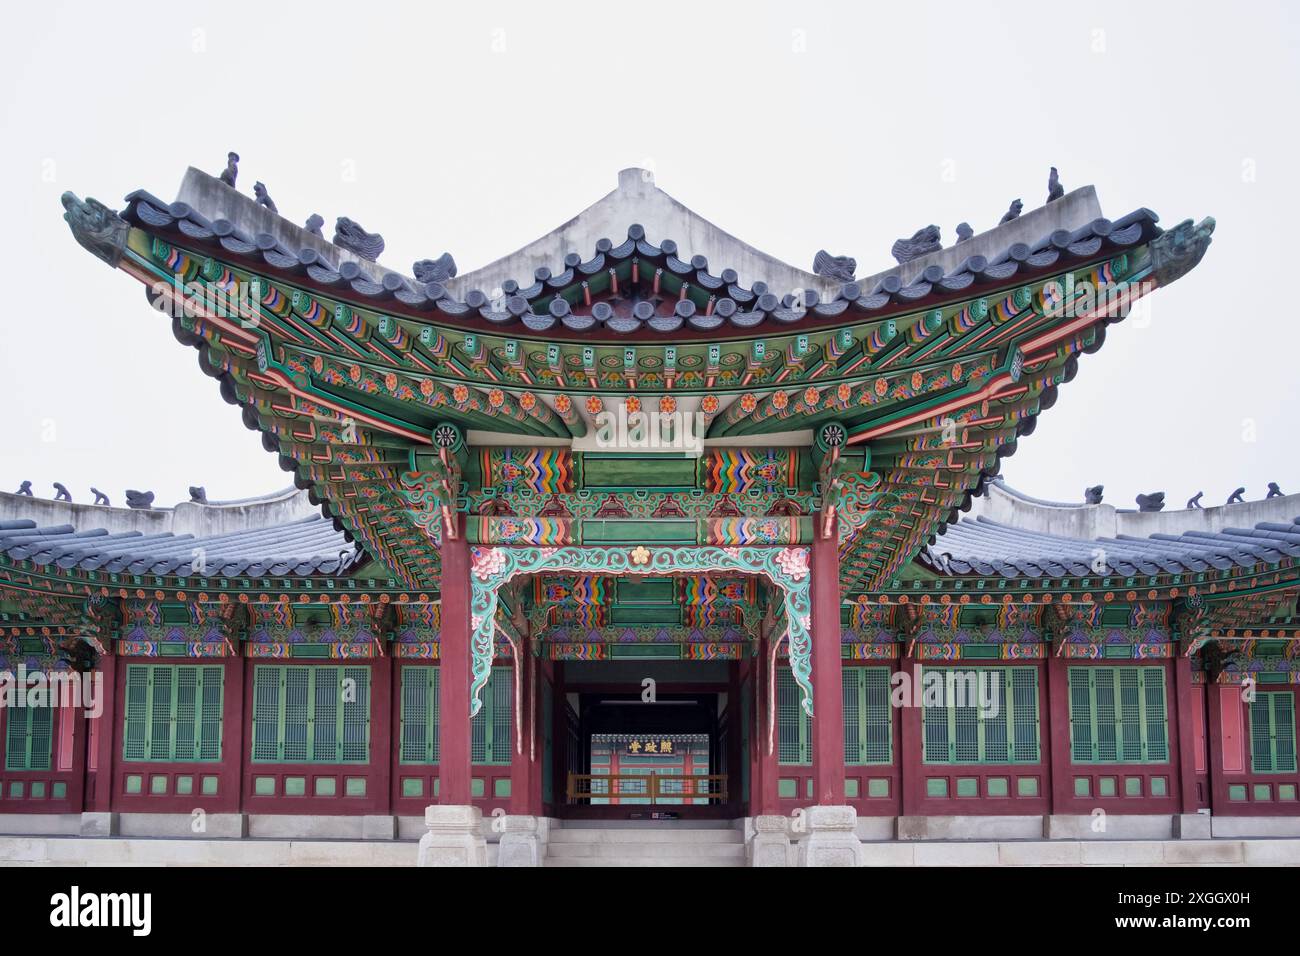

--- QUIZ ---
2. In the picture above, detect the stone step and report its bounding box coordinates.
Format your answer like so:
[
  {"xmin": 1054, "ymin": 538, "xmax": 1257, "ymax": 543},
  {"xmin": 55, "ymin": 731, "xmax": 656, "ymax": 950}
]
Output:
[
  {"xmin": 548, "ymin": 828, "xmax": 743, "ymax": 845},
  {"xmin": 545, "ymin": 855, "xmax": 744, "ymax": 868},
  {"xmin": 546, "ymin": 840, "xmax": 746, "ymax": 860}
]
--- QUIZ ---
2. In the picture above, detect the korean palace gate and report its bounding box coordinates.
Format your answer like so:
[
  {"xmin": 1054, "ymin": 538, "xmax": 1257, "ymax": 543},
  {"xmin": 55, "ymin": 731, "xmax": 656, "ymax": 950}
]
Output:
[{"xmin": 5, "ymin": 160, "xmax": 1296, "ymax": 863}]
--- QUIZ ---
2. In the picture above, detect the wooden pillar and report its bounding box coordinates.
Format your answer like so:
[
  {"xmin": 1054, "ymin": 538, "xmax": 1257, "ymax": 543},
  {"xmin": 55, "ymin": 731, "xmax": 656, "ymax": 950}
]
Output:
[
  {"xmin": 1204, "ymin": 679, "xmax": 1226, "ymax": 814},
  {"xmin": 751, "ymin": 635, "xmax": 780, "ymax": 814},
  {"xmin": 1173, "ymin": 654, "xmax": 1199, "ymax": 813},
  {"xmin": 509, "ymin": 643, "xmax": 532, "ymax": 813},
  {"xmin": 371, "ymin": 651, "xmax": 393, "ymax": 815},
  {"xmin": 898, "ymin": 650, "xmax": 921, "ymax": 817},
  {"xmin": 1046, "ymin": 653, "xmax": 1072, "ymax": 813},
  {"xmin": 84, "ymin": 652, "xmax": 117, "ymax": 811},
  {"xmin": 438, "ymin": 514, "xmax": 473, "ymax": 805},
  {"xmin": 727, "ymin": 658, "xmax": 743, "ymax": 814},
  {"xmin": 810, "ymin": 521, "xmax": 845, "ymax": 805}
]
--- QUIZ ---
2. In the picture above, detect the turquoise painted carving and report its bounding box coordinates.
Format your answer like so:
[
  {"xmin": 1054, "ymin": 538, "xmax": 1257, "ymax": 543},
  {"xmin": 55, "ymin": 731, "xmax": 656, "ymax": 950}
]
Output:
[{"xmin": 468, "ymin": 545, "xmax": 814, "ymax": 717}]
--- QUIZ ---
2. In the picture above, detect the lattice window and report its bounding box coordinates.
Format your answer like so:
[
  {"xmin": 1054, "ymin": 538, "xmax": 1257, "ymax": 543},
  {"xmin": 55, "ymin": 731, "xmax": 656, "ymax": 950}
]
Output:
[
  {"xmin": 779, "ymin": 666, "xmax": 892, "ymax": 766},
  {"xmin": 1250, "ymin": 691, "xmax": 1298, "ymax": 774},
  {"xmin": 844, "ymin": 667, "xmax": 892, "ymax": 765},
  {"xmin": 1068, "ymin": 666, "xmax": 1168, "ymax": 764},
  {"xmin": 122, "ymin": 664, "xmax": 223, "ymax": 763},
  {"xmin": 472, "ymin": 668, "xmax": 514, "ymax": 766},
  {"xmin": 4, "ymin": 701, "xmax": 53, "ymax": 771},
  {"xmin": 399, "ymin": 666, "xmax": 440, "ymax": 764},
  {"xmin": 398, "ymin": 666, "xmax": 513, "ymax": 765},
  {"xmin": 777, "ymin": 667, "xmax": 810, "ymax": 765},
  {"xmin": 921, "ymin": 667, "xmax": 1040, "ymax": 765},
  {"xmin": 250, "ymin": 665, "xmax": 370, "ymax": 764}
]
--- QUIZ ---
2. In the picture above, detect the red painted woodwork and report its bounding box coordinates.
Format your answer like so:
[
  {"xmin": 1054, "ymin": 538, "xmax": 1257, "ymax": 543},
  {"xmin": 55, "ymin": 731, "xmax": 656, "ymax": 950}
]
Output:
[
  {"xmin": 810, "ymin": 520, "xmax": 845, "ymax": 805},
  {"xmin": 1044, "ymin": 659, "xmax": 1181, "ymax": 815},
  {"xmin": 438, "ymin": 514, "xmax": 473, "ymax": 805},
  {"xmin": 239, "ymin": 657, "xmax": 389, "ymax": 814},
  {"xmin": 0, "ymin": 689, "xmax": 86, "ymax": 814},
  {"xmin": 110, "ymin": 654, "xmax": 244, "ymax": 814},
  {"xmin": 1208, "ymin": 684, "xmax": 1300, "ymax": 817}
]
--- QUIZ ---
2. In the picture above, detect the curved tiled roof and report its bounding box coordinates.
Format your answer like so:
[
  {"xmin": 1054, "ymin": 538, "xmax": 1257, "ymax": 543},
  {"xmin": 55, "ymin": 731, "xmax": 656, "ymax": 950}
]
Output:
[
  {"xmin": 925, "ymin": 512, "xmax": 1300, "ymax": 579},
  {"xmin": 0, "ymin": 514, "xmax": 361, "ymax": 578},
  {"xmin": 120, "ymin": 178, "xmax": 1161, "ymax": 339}
]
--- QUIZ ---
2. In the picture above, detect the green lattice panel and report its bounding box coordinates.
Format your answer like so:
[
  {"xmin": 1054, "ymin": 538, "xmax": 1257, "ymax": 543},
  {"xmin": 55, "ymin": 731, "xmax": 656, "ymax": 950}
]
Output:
[{"xmin": 122, "ymin": 664, "xmax": 224, "ymax": 763}]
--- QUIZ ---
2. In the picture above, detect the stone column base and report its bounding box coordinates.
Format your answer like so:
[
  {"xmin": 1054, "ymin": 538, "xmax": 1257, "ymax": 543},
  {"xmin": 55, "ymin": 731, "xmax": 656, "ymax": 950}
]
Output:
[
  {"xmin": 496, "ymin": 814, "xmax": 541, "ymax": 867},
  {"xmin": 79, "ymin": 812, "xmax": 119, "ymax": 837},
  {"xmin": 1173, "ymin": 812, "xmax": 1212, "ymax": 840},
  {"xmin": 361, "ymin": 815, "xmax": 397, "ymax": 840},
  {"xmin": 748, "ymin": 815, "xmax": 793, "ymax": 867},
  {"xmin": 796, "ymin": 806, "xmax": 864, "ymax": 867},
  {"xmin": 417, "ymin": 805, "xmax": 487, "ymax": 867}
]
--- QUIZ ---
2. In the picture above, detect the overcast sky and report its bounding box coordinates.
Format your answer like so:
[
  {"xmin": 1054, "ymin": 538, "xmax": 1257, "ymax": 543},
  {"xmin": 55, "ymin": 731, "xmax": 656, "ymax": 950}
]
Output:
[{"xmin": 1, "ymin": 0, "xmax": 1296, "ymax": 510}]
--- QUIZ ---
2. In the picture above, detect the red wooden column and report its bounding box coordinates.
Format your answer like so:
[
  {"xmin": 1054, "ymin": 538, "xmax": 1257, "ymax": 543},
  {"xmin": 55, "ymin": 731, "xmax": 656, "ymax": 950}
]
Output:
[
  {"xmin": 509, "ymin": 642, "xmax": 532, "ymax": 813},
  {"xmin": 84, "ymin": 652, "xmax": 117, "ymax": 811},
  {"xmin": 810, "ymin": 519, "xmax": 845, "ymax": 805},
  {"xmin": 438, "ymin": 514, "xmax": 473, "ymax": 805},
  {"xmin": 1173, "ymin": 654, "xmax": 1199, "ymax": 813},
  {"xmin": 1046, "ymin": 653, "xmax": 1072, "ymax": 812},
  {"xmin": 1204, "ymin": 680, "xmax": 1226, "ymax": 814},
  {"xmin": 898, "ymin": 649, "xmax": 921, "ymax": 817},
  {"xmin": 371, "ymin": 651, "xmax": 393, "ymax": 815},
  {"xmin": 754, "ymin": 636, "xmax": 780, "ymax": 814}
]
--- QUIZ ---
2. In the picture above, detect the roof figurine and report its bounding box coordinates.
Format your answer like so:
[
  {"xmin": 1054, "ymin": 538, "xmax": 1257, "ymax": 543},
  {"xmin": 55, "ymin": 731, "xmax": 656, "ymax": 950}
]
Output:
[
  {"xmin": 1227, "ymin": 487, "xmax": 1246, "ymax": 504},
  {"xmin": 333, "ymin": 217, "xmax": 384, "ymax": 261},
  {"xmin": 1084, "ymin": 485, "xmax": 1104, "ymax": 505},
  {"xmin": 1186, "ymin": 491, "xmax": 1204, "ymax": 509},
  {"xmin": 1047, "ymin": 166, "xmax": 1064, "ymax": 203},
  {"xmin": 91, "ymin": 488, "xmax": 109, "ymax": 506},
  {"xmin": 999, "ymin": 199, "xmax": 1023, "ymax": 224},
  {"xmin": 253, "ymin": 181, "xmax": 277, "ymax": 213},
  {"xmin": 413, "ymin": 253, "xmax": 458, "ymax": 285},
  {"xmin": 1136, "ymin": 491, "xmax": 1166, "ymax": 512},
  {"xmin": 218, "ymin": 151, "xmax": 239, "ymax": 188},
  {"xmin": 189, "ymin": 486, "xmax": 208, "ymax": 504},
  {"xmin": 304, "ymin": 213, "xmax": 324, "ymax": 237},
  {"xmin": 1268, "ymin": 482, "xmax": 1285, "ymax": 498},
  {"xmin": 52, "ymin": 482, "xmax": 71, "ymax": 502},
  {"xmin": 955, "ymin": 222, "xmax": 974, "ymax": 243},
  {"xmin": 890, "ymin": 225, "xmax": 942, "ymax": 265},
  {"xmin": 125, "ymin": 489, "xmax": 155, "ymax": 510},
  {"xmin": 812, "ymin": 249, "xmax": 856, "ymax": 282},
  {"xmin": 15, "ymin": 480, "xmax": 32, "ymax": 496}
]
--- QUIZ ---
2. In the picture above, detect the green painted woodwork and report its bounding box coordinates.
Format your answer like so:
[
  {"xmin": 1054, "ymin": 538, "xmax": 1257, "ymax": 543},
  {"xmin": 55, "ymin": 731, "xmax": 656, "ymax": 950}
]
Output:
[
  {"xmin": 1249, "ymin": 692, "xmax": 1297, "ymax": 773},
  {"xmin": 1228, "ymin": 784, "xmax": 1247, "ymax": 800},
  {"xmin": 1067, "ymin": 666, "xmax": 1168, "ymax": 764},
  {"xmin": 125, "ymin": 775, "xmax": 142, "ymax": 794},
  {"xmin": 610, "ymin": 643, "xmax": 680, "ymax": 660},
  {"xmin": 779, "ymin": 666, "xmax": 892, "ymax": 766},
  {"xmin": 1150, "ymin": 776, "xmax": 1167, "ymax": 797},
  {"xmin": 867, "ymin": 778, "xmax": 889, "ymax": 797},
  {"xmin": 1099, "ymin": 776, "xmax": 1116, "ymax": 797},
  {"xmin": 400, "ymin": 666, "xmax": 440, "ymax": 764},
  {"xmin": 925, "ymin": 777, "xmax": 948, "ymax": 797},
  {"xmin": 122, "ymin": 664, "xmax": 224, "ymax": 763},
  {"xmin": 399, "ymin": 665, "xmax": 513, "ymax": 765},
  {"xmin": 921, "ymin": 667, "xmax": 1040, "ymax": 765},
  {"xmin": 843, "ymin": 667, "xmax": 892, "ymax": 765},
  {"xmin": 987, "ymin": 777, "xmax": 1008, "ymax": 797},
  {"xmin": 472, "ymin": 668, "xmax": 513, "ymax": 766},
  {"xmin": 3, "ymin": 704, "xmax": 52, "ymax": 771},
  {"xmin": 250, "ymin": 665, "xmax": 371, "ymax": 764},
  {"xmin": 581, "ymin": 456, "xmax": 698, "ymax": 491},
  {"xmin": 777, "ymin": 667, "xmax": 810, "ymax": 765},
  {"xmin": 1017, "ymin": 777, "xmax": 1039, "ymax": 797}
]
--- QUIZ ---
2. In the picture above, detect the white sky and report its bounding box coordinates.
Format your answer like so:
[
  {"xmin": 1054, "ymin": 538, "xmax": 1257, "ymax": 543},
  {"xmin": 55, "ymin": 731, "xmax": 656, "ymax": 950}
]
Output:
[{"xmin": 1, "ymin": 0, "xmax": 1297, "ymax": 510}]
